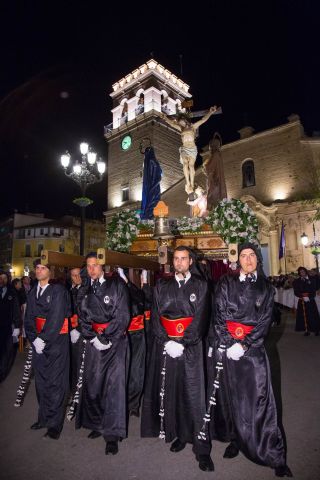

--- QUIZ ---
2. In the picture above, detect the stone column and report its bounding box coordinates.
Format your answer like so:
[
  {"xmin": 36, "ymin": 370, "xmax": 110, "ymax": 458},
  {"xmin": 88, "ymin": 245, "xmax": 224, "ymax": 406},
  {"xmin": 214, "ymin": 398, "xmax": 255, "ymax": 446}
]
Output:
[{"xmin": 269, "ymin": 229, "xmax": 280, "ymax": 275}]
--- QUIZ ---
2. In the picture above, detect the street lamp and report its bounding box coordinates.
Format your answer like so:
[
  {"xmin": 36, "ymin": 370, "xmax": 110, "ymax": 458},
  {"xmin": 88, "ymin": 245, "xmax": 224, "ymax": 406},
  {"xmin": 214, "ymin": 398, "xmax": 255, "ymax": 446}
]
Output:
[
  {"xmin": 301, "ymin": 232, "xmax": 308, "ymax": 246},
  {"xmin": 301, "ymin": 227, "xmax": 320, "ymax": 272},
  {"xmin": 60, "ymin": 142, "xmax": 106, "ymax": 255}
]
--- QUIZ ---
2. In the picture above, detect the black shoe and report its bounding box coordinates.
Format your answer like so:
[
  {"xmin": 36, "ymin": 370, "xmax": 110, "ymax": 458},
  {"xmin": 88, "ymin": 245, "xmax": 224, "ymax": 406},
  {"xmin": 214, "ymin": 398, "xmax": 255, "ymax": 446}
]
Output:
[
  {"xmin": 105, "ymin": 441, "xmax": 118, "ymax": 455},
  {"xmin": 43, "ymin": 428, "xmax": 61, "ymax": 440},
  {"xmin": 30, "ymin": 422, "xmax": 44, "ymax": 430},
  {"xmin": 223, "ymin": 442, "xmax": 239, "ymax": 459},
  {"xmin": 196, "ymin": 454, "xmax": 215, "ymax": 472},
  {"xmin": 170, "ymin": 439, "xmax": 186, "ymax": 452},
  {"xmin": 88, "ymin": 430, "xmax": 102, "ymax": 439},
  {"xmin": 304, "ymin": 331, "xmax": 310, "ymax": 336},
  {"xmin": 275, "ymin": 465, "xmax": 293, "ymax": 477}
]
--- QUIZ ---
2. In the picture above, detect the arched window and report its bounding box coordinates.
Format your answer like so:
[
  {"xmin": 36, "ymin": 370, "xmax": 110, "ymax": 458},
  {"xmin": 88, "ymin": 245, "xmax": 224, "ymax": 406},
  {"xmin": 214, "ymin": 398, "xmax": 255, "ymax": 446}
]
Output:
[
  {"xmin": 161, "ymin": 90, "xmax": 169, "ymax": 113},
  {"xmin": 136, "ymin": 93, "xmax": 144, "ymax": 114},
  {"xmin": 242, "ymin": 159, "xmax": 256, "ymax": 187}
]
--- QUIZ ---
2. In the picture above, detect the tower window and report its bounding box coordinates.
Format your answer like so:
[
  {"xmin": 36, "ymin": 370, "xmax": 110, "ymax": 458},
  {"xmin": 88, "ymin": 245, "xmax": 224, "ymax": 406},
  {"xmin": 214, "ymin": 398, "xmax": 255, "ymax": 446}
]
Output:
[
  {"xmin": 242, "ymin": 160, "xmax": 256, "ymax": 188},
  {"xmin": 122, "ymin": 186, "xmax": 129, "ymax": 202}
]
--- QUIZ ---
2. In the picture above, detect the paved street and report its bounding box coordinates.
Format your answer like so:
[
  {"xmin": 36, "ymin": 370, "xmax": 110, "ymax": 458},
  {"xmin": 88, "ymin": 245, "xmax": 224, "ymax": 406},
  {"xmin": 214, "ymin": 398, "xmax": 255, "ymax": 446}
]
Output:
[{"xmin": 0, "ymin": 311, "xmax": 319, "ymax": 480}]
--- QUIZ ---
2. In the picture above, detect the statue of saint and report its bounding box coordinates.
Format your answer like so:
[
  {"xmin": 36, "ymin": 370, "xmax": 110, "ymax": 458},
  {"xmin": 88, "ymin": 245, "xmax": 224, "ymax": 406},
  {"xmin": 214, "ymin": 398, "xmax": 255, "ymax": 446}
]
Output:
[
  {"xmin": 202, "ymin": 132, "xmax": 227, "ymax": 210},
  {"xmin": 161, "ymin": 106, "xmax": 220, "ymax": 195},
  {"xmin": 186, "ymin": 186, "xmax": 209, "ymax": 218},
  {"xmin": 140, "ymin": 139, "xmax": 162, "ymax": 220}
]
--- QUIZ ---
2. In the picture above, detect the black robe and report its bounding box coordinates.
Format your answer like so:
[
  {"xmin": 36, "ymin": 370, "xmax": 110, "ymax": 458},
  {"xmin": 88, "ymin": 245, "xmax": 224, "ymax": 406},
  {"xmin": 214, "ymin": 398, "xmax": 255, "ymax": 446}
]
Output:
[
  {"xmin": 142, "ymin": 283, "xmax": 153, "ymax": 342},
  {"xmin": 293, "ymin": 276, "xmax": 320, "ymax": 333},
  {"xmin": 211, "ymin": 273, "xmax": 287, "ymax": 468},
  {"xmin": 76, "ymin": 277, "xmax": 130, "ymax": 441},
  {"xmin": 141, "ymin": 274, "xmax": 210, "ymax": 453},
  {"xmin": 127, "ymin": 281, "xmax": 146, "ymax": 414},
  {"xmin": 69, "ymin": 285, "xmax": 82, "ymax": 395},
  {"xmin": 24, "ymin": 283, "xmax": 70, "ymax": 431},
  {"xmin": 0, "ymin": 286, "xmax": 21, "ymax": 382}
]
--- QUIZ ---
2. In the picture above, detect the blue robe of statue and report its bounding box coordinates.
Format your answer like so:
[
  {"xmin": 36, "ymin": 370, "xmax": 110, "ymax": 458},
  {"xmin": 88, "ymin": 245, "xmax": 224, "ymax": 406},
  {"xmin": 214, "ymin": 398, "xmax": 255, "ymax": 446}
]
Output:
[{"xmin": 140, "ymin": 147, "xmax": 162, "ymax": 220}]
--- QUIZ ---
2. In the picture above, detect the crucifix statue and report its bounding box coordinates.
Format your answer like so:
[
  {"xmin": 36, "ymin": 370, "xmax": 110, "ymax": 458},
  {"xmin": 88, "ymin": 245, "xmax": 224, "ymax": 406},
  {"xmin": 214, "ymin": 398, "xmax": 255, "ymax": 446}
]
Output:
[{"xmin": 161, "ymin": 105, "xmax": 221, "ymax": 196}]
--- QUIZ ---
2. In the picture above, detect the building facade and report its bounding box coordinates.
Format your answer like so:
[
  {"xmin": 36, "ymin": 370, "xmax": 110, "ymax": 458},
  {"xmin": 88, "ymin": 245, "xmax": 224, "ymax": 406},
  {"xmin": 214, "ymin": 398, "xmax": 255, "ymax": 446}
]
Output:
[
  {"xmin": 0, "ymin": 214, "xmax": 105, "ymax": 277},
  {"xmin": 102, "ymin": 62, "xmax": 320, "ymax": 276}
]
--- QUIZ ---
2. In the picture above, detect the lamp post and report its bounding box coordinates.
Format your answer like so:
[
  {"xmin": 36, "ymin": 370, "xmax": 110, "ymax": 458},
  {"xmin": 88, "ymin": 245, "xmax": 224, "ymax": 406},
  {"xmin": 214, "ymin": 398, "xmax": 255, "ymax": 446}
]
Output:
[
  {"xmin": 301, "ymin": 226, "xmax": 320, "ymax": 272},
  {"xmin": 312, "ymin": 223, "xmax": 320, "ymax": 272},
  {"xmin": 300, "ymin": 232, "xmax": 308, "ymax": 246},
  {"xmin": 60, "ymin": 142, "xmax": 106, "ymax": 255}
]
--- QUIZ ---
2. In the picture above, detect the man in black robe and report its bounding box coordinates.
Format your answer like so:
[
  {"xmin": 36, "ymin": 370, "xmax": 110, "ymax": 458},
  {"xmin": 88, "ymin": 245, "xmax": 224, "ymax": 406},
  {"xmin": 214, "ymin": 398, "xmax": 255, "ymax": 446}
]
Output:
[
  {"xmin": 293, "ymin": 266, "xmax": 320, "ymax": 336},
  {"xmin": 139, "ymin": 269, "xmax": 151, "ymax": 337},
  {"xmin": 0, "ymin": 271, "xmax": 21, "ymax": 382},
  {"xmin": 209, "ymin": 242, "xmax": 292, "ymax": 477},
  {"xmin": 141, "ymin": 246, "xmax": 213, "ymax": 472},
  {"xmin": 68, "ymin": 267, "xmax": 83, "ymax": 397},
  {"xmin": 117, "ymin": 267, "xmax": 146, "ymax": 417},
  {"xmin": 24, "ymin": 261, "xmax": 70, "ymax": 439},
  {"xmin": 76, "ymin": 253, "xmax": 130, "ymax": 455}
]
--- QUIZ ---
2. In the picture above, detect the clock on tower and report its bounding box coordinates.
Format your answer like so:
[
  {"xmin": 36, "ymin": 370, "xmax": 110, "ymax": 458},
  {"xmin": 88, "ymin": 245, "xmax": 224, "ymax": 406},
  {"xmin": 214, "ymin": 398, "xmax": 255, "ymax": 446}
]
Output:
[{"xmin": 121, "ymin": 135, "xmax": 132, "ymax": 150}]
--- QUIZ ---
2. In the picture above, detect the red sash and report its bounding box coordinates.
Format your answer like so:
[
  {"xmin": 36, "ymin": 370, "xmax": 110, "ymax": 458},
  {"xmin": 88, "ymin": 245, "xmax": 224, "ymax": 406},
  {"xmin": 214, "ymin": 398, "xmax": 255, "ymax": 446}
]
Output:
[
  {"xmin": 144, "ymin": 310, "xmax": 151, "ymax": 321},
  {"xmin": 35, "ymin": 317, "xmax": 69, "ymax": 334},
  {"xmin": 226, "ymin": 320, "xmax": 253, "ymax": 340},
  {"xmin": 160, "ymin": 316, "xmax": 193, "ymax": 338},
  {"xmin": 299, "ymin": 292, "xmax": 309, "ymax": 299},
  {"xmin": 92, "ymin": 322, "xmax": 110, "ymax": 334},
  {"xmin": 70, "ymin": 314, "xmax": 79, "ymax": 328},
  {"xmin": 128, "ymin": 315, "xmax": 144, "ymax": 332}
]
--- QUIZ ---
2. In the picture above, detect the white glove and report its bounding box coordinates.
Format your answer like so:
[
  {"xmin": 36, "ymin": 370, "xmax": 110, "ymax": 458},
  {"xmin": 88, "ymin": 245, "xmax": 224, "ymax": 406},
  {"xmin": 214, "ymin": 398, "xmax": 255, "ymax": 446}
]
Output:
[
  {"xmin": 141, "ymin": 269, "xmax": 148, "ymax": 284},
  {"xmin": 303, "ymin": 297, "xmax": 310, "ymax": 302},
  {"xmin": 33, "ymin": 337, "xmax": 46, "ymax": 354},
  {"xmin": 165, "ymin": 340, "xmax": 184, "ymax": 358},
  {"xmin": 12, "ymin": 328, "xmax": 20, "ymax": 338},
  {"xmin": 226, "ymin": 342, "xmax": 245, "ymax": 361},
  {"xmin": 70, "ymin": 329, "xmax": 81, "ymax": 344},
  {"xmin": 90, "ymin": 336, "xmax": 112, "ymax": 351},
  {"xmin": 117, "ymin": 268, "xmax": 128, "ymax": 283},
  {"xmin": 208, "ymin": 346, "xmax": 213, "ymax": 358}
]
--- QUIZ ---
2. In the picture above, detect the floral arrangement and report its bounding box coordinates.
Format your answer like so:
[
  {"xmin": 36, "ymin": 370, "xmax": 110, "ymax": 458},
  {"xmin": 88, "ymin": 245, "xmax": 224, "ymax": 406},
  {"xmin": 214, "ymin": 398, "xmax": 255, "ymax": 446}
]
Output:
[
  {"xmin": 105, "ymin": 209, "xmax": 140, "ymax": 252},
  {"xmin": 174, "ymin": 216, "xmax": 205, "ymax": 234},
  {"xmin": 310, "ymin": 240, "xmax": 320, "ymax": 255},
  {"xmin": 137, "ymin": 219, "xmax": 155, "ymax": 234},
  {"xmin": 207, "ymin": 198, "xmax": 259, "ymax": 244}
]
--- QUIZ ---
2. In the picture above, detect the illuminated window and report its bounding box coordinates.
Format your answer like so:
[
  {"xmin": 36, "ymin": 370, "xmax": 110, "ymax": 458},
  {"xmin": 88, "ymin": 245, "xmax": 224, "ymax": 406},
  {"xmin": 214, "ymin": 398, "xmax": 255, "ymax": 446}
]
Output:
[
  {"xmin": 122, "ymin": 186, "xmax": 129, "ymax": 202},
  {"xmin": 242, "ymin": 160, "xmax": 256, "ymax": 187}
]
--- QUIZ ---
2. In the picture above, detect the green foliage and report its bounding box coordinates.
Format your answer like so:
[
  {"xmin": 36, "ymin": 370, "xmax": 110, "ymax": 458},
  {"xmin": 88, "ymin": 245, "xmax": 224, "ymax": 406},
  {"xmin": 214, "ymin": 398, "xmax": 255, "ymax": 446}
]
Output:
[
  {"xmin": 207, "ymin": 198, "xmax": 259, "ymax": 244},
  {"xmin": 174, "ymin": 216, "xmax": 205, "ymax": 234},
  {"xmin": 73, "ymin": 197, "xmax": 93, "ymax": 207},
  {"xmin": 105, "ymin": 209, "xmax": 140, "ymax": 253}
]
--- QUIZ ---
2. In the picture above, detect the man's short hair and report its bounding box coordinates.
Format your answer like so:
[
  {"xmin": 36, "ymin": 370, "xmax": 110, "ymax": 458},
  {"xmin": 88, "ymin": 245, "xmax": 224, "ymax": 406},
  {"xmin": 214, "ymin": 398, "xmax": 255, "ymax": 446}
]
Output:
[
  {"xmin": 173, "ymin": 245, "xmax": 193, "ymax": 258},
  {"xmin": 69, "ymin": 266, "xmax": 81, "ymax": 272},
  {"xmin": 297, "ymin": 266, "xmax": 308, "ymax": 276},
  {"xmin": 85, "ymin": 252, "xmax": 97, "ymax": 261}
]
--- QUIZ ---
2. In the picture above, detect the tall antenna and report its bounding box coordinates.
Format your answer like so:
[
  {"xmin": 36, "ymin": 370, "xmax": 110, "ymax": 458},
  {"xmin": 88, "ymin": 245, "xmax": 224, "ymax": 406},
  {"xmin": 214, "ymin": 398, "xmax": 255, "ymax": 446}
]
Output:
[{"xmin": 179, "ymin": 54, "xmax": 183, "ymax": 76}]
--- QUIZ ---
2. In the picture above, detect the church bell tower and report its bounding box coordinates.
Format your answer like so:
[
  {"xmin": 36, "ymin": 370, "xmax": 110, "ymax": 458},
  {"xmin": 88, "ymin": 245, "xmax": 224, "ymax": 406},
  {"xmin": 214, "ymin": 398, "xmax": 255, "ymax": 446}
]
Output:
[{"xmin": 104, "ymin": 59, "xmax": 192, "ymax": 213}]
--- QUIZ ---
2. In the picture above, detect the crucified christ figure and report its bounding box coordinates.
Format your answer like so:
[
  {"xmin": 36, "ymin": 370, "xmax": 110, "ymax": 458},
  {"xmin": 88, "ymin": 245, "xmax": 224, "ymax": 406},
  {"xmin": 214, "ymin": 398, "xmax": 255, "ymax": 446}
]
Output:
[{"xmin": 161, "ymin": 106, "xmax": 220, "ymax": 195}]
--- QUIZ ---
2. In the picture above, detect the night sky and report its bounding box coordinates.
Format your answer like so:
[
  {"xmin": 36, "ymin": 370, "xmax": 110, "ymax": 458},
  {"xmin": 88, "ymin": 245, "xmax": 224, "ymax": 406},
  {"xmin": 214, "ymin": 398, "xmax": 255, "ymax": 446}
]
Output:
[{"xmin": 0, "ymin": 0, "xmax": 319, "ymax": 220}]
